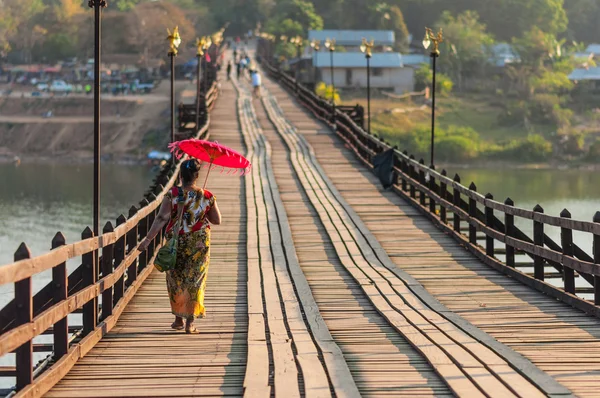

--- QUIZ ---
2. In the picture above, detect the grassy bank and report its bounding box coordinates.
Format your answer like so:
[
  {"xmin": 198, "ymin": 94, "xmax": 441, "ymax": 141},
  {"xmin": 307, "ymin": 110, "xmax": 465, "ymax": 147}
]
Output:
[{"xmin": 343, "ymin": 92, "xmax": 599, "ymax": 164}]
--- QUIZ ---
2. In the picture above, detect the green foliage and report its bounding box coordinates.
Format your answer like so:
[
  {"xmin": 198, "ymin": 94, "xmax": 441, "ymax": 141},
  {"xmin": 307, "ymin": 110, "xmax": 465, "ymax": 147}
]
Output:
[
  {"xmin": 484, "ymin": 135, "xmax": 553, "ymax": 161},
  {"xmin": 437, "ymin": 11, "xmax": 495, "ymax": 89},
  {"xmin": 315, "ymin": 82, "xmax": 340, "ymax": 104},
  {"xmin": 414, "ymin": 64, "xmax": 453, "ymax": 96}
]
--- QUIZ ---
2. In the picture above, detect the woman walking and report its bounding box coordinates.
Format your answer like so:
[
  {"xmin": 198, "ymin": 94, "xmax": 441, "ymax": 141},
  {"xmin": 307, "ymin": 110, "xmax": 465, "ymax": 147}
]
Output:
[{"xmin": 139, "ymin": 159, "xmax": 221, "ymax": 333}]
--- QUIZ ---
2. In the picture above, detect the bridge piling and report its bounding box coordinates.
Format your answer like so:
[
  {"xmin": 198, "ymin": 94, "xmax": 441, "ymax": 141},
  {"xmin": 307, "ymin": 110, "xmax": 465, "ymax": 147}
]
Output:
[{"xmin": 594, "ymin": 212, "xmax": 600, "ymax": 305}]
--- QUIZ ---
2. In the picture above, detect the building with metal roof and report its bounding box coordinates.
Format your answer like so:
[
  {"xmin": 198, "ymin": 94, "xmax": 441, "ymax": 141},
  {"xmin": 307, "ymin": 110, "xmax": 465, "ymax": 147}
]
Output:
[
  {"xmin": 568, "ymin": 67, "xmax": 600, "ymax": 81},
  {"xmin": 312, "ymin": 51, "xmax": 414, "ymax": 93},
  {"xmin": 308, "ymin": 30, "xmax": 395, "ymax": 47}
]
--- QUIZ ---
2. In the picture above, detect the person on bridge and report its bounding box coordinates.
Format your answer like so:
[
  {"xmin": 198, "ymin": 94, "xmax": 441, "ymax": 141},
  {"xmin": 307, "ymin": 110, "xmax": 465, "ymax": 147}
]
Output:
[
  {"xmin": 226, "ymin": 60, "xmax": 232, "ymax": 80},
  {"xmin": 251, "ymin": 69, "xmax": 262, "ymax": 98},
  {"xmin": 138, "ymin": 159, "xmax": 222, "ymax": 333}
]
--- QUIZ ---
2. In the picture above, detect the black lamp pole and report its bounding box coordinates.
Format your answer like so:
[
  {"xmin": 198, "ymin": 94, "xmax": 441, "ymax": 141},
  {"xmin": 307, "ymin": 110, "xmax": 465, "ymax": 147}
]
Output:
[
  {"xmin": 430, "ymin": 52, "xmax": 438, "ymax": 167},
  {"xmin": 196, "ymin": 51, "xmax": 201, "ymax": 131},
  {"xmin": 329, "ymin": 48, "xmax": 335, "ymax": 127},
  {"xmin": 366, "ymin": 54, "xmax": 371, "ymax": 135},
  {"xmin": 90, "ymin": 0, "xmax": 106, "ymax": 244},
  {"xmin": 169, "ymin": 52, "xmax": 175, "ymax": 144},
  {"xmin": 295, "ymin": 43, "xmax": 301, "ymax": 93}
]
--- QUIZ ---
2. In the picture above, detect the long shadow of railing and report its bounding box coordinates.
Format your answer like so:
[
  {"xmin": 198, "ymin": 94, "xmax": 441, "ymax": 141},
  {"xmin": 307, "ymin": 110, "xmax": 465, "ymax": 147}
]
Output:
[
  {"xmin": 257, "ymin": 39, "xmax": 600, "ymax": 321},
  {"xmin": 0, "ymin": 71, "xmax": 221, "ymax": 396}
]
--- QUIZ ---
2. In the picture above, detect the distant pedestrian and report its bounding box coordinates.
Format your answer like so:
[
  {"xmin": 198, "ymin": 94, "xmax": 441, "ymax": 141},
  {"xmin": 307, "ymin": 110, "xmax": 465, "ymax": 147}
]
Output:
[
  {"xmin": 251, "ymin": 70, "xmax": 262, "ymax": 99},
  {"xmin": 226, "ymin": 61, "xmax": 232, "ymax": 80},
  {"xmin": 236, "ymin": 62, "xmax": 242, "ymax": 79}
]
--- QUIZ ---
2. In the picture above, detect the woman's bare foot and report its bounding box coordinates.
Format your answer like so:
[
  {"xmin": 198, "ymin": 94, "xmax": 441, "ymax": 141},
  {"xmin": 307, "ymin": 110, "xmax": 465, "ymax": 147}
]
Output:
[
  {"xmin": 171, "ymin": 316, "xmax": 184, "ymax": 330},
  {"xmin": 185, "ymin": 317, "xmax": 199, "ymax": 334}
]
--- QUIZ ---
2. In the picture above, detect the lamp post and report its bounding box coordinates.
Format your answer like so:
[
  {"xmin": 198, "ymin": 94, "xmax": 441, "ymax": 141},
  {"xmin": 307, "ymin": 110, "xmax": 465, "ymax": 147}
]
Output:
[
  {"xmin": 324, "ymin": 38, "xmax": 336, "ymax": 127},
  {"xmin": 423, "ymin": 27, "xmax": 443, "ymax": 167},
  {"xmin": 167, "ymin": 26, "xmax": 181, "ymax": 145},
  {"xmin": 310, "ymin": 39, "xmax": 320, "ymax": 89},
  {"xmin": 360, "ymin": 38, "xmax": 374, "ymax": 135},
  {"xmin": 202, "ymin": 36, "xmax": 212, "ymax": 93},
  {"xmin": 195, "ymin": 37, "xmax": 205, "ymax": 132},
  {"xmin": 89, "ymin": 0, "xmax": 106, "ymax": 244},
  {"xmin": 291, "ymin": 36, "xmax": 303, "ymax": 93}
]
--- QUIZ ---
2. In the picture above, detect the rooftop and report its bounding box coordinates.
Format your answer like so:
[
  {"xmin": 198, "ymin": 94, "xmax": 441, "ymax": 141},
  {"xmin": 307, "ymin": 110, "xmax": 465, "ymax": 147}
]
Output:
[
  {"xmin": 585, "ymin": 44, "xmax": 600, "ymax": 54},
  {"xmin": 313, "ymin": 52, "xmax": 403, "ymax": 68},
  {"xmin": 308, "ymin": 30, "xmax": 395, "ymax": 47},
  {"xmin": 568, "ymin": 66, "xmax": 600, "ymax": 81}
]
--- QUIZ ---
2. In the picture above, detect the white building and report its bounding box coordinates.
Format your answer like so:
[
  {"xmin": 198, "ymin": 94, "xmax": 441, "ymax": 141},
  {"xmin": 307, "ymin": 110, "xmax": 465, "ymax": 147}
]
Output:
[{"xmin": 313, "ymin": 52, "xmax": 414, "ymax": 94}]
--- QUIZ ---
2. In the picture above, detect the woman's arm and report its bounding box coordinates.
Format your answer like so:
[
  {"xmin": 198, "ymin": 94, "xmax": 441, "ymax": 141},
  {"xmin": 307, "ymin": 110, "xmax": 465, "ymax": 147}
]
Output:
[
  {"xmin": 138, "ymin": 197, "xmax": 172, "ymax": 251},
  {"xmin": 207, "ymin": 201, "xmax": 221, "ymax": 225}
]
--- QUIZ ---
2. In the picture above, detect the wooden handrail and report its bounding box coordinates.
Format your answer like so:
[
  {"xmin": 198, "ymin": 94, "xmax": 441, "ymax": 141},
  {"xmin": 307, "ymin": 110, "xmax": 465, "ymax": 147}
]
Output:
[
  {"xmin": 257, "ymin": 45, "xmax": 600, "ymax": 317},
  {"xmin": 0, "ymin": 80, "xmax": 218, "ymax": 396}
]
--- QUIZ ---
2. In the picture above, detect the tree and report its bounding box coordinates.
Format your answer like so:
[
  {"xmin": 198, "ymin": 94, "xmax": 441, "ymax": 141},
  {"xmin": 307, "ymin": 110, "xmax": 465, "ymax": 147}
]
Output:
[
  {"xmin": 124, "ymin": 1, "xmax": 195, "ymax": 65},
  {"xmin": 437, "ymin": 11, "xmax": 494, "ymax": 90},
  {"xmin": 0, "ymin": 0, "xmax": 46, "ymax": 60},
  {"xmin": 371, "ymin": 4, "xmax": 410, "ymax": 51}
]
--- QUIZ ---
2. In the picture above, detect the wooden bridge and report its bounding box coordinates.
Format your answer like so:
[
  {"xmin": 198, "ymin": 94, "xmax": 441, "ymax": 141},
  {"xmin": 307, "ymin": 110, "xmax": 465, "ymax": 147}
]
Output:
[{"xmin": 3, "ymin": 46, "xmax": 600, "ymax": 397}]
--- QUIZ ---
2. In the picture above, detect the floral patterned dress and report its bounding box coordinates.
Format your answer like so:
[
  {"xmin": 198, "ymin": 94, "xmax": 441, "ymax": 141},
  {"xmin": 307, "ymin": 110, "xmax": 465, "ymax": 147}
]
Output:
[{"xmin": 164, "ymin": 186, "xmax": 216, "ymax": 319}]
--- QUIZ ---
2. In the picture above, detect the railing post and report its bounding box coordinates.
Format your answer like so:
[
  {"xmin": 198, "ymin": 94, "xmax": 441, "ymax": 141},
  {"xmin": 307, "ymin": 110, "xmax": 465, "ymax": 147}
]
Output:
[
  {"xmin": 440, "ymin": 170, "xmax": 447, "ymax": 224},
  {"xmin": 485, "ymin": 193, "xmax": 494, "ymax": 257},
  {"xmin": 468, "ymin": 182, "xmax": 477, "ymax": 244},
  {"xmin": 127, "ymin": 206, "xmax": 138, "ymax": 286},
  {"xmin": 82, "ymin": 227, "xmax": 97, "ymax": 335},
  {"xmin": 401, "ymin": 151, "xmax": 408, "ymax": 192},
  {"xmin": 504, "ymin": 198, "xmax": 515, "ymax": 268},
  {"xmin": 14, "ymin": 243, "xmax": 32, "ymax": 391},
  {"xmin": 114, "ymin": 214, "xmax": 126, "ymax": 304},
  {"xmin": 409, "ymin": 155, "xmax": 416, "ymax": 199},
  {"xmin": 419, "ymin": 159, "xmax": 426, "ymax": 206},
  {"xmin": 561, "ymin": 209, "xmax": 575, "ymax": 294},
  {"xmin": 594, "ymin": 212, "xmax": 600, "ymax": 305},
  {"xmin": 453, "ymin": 174, "xmax": 461, "ymax": 233},
  {"xmin": 101, "ymin": 222, "xmax": 114, "ymax": 321},
  {"xmin": 51, "ymin": 232, "xmax": 68, "ymax": 359},
  {"xmin": 138, "ymin": 199, "xmax": 150, "ymax": 272},
  {"xmin": 428, "ymin": 165, "xmax": 436, "ymax": 214},
  {"xmin": 533, "ymin": 205, "xmax": 545, "ymax": 281}
]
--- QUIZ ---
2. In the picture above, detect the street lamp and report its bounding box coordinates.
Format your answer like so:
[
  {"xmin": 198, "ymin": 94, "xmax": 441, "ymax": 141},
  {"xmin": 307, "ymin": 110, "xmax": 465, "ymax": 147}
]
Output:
[
  {"xmin": 202, "ymin": 36, "xmax": 212, "ymax": 93},
  {"xmin": 290, "ymin": 36, "xmax": 303, "ymax": 92},
  {"xmin": 423, "ymin": 27, "xmax": 443, "ymax": 167},
  {"xmin": 360, "ymin": 38, "xmax": 374, "ymax": 135},
  {"xmin": 167, "ymin": 26, "xmax": 181, "ymax": 145},
  {"xmin": 195, "ymin": 37, "xmax": 205, "ymax": 132},
  {"xmin": 310, "ymin": 39, "xmax": 320, "ymax": 88},
  {"xmin": 324, "ymin": 38, "xmax": 336, "ymax": 127}
]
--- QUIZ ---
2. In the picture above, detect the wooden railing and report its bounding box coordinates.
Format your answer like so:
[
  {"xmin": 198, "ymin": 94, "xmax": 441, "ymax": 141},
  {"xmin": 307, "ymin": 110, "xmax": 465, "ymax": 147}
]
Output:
[
  {"xmin": 178, "ymin": 81, "xmax": 219, "ymax": 137},
  {"xmin": 0, "ymin": 83, "xmax": 219, "ymax": 397},
  {"xmin": 259, "ymin": 49, "xmax": 600, "ymax": 319}
]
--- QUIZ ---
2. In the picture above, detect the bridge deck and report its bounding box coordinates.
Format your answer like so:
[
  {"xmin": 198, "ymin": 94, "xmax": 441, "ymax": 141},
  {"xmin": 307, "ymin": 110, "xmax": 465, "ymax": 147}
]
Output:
[
  {"xmin": 44, "ymin": 57, "xmax": 600, "ymax": 397},
  {"xmin": 265, "ymin": 82, "xmax": 600, "ymax": 398}
]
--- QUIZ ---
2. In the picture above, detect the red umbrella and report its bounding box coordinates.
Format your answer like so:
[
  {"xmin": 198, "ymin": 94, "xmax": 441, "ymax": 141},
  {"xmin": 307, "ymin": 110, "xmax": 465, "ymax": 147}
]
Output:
[{"xmin": 168, "ymin": 139, "xmax": 251, "ymax": 188}]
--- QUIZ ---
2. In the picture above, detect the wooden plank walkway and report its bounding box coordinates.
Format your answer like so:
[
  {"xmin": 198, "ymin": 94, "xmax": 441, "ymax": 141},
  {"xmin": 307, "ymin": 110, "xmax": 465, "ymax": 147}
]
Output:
[
  {"xmin": 40, "ymin": 51, "xmax": 600, "ymax": 398},
  {"xmin": 47, "ymin": 78, "xmax": 248, "ymax": 397},
  {"xmin": 260, "ymin": 71, "xmax": 600, "ymax": 398}
]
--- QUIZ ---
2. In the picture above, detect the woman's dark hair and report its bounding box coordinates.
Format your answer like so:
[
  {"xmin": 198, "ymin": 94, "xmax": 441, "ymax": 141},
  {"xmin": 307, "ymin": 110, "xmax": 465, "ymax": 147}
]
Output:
[{"xmin": 180, "ymin": 159, "xmax": 200, "ymax": 185}]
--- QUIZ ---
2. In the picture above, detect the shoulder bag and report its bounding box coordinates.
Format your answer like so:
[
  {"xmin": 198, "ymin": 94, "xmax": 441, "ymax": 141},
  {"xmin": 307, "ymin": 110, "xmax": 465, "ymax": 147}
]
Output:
[{"xmin": 154, "ymin": 187, "xmax": 185, "ymax": 272}]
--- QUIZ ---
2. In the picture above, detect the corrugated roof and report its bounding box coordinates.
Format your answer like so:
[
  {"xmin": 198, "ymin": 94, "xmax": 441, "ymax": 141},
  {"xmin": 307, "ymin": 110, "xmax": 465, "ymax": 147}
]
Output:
[
  {"xmin": 308, "ymin": 30, "xmax": 395, "ymax": 46},
  {"xmin": 568, "ymin": 67, "xmax": 600, "ymax": 81},
  {"xmin": 402, "ymin": 54, "xmax": 429, "ymax": 66},
  {"xmin": 313, "ymin": 52, "xmax": 403, "ymax": 68},
  {"xmin": 585, "ymin": 44, "xmax": 600, "ymax": 54}
]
